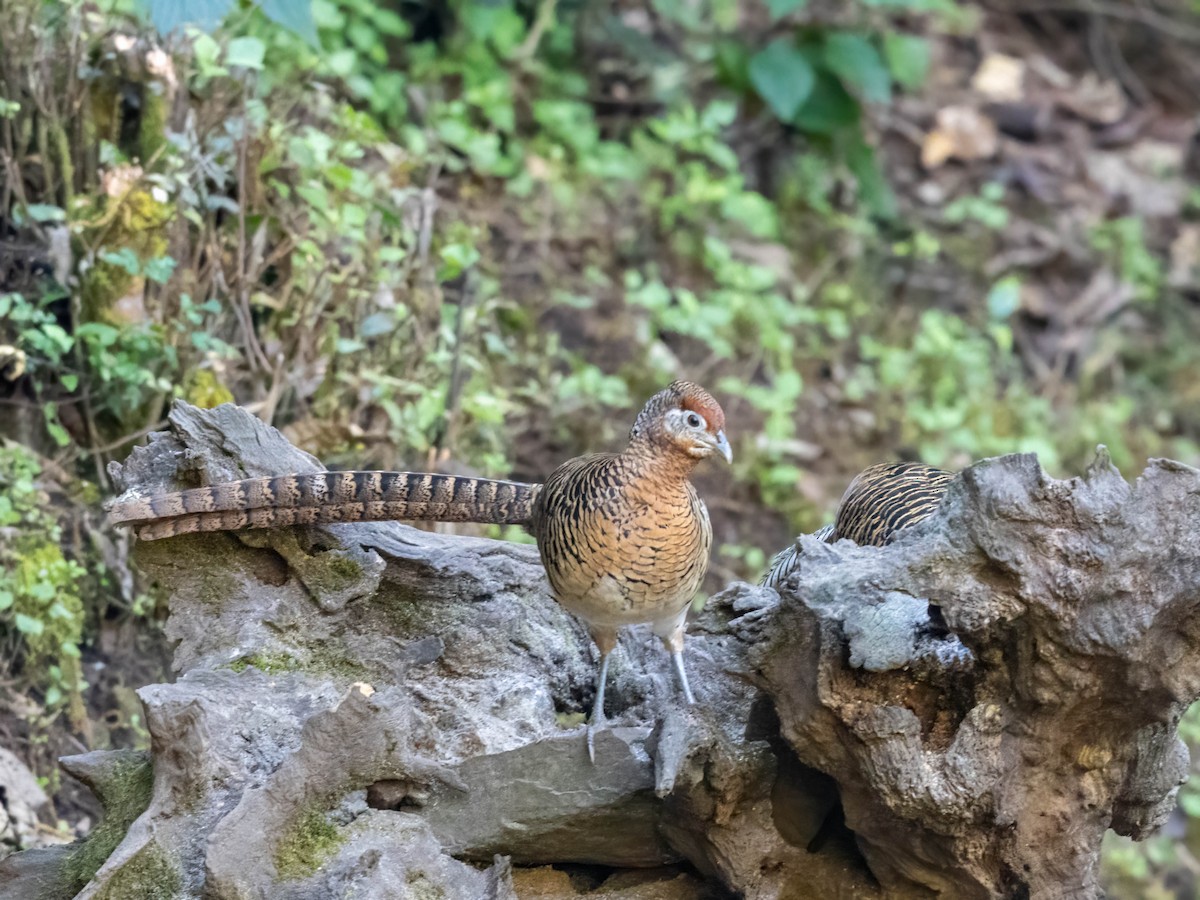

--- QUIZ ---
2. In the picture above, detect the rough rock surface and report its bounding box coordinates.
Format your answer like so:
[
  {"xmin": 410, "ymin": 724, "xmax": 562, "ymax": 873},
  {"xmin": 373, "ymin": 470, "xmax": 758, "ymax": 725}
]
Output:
[{"xmin": 3, "ymin": 402, "xmax": 1198, "ymax": 899}]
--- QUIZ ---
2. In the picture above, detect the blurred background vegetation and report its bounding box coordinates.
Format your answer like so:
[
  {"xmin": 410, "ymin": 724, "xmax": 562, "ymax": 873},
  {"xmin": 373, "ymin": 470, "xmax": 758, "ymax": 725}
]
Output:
[{"xmin": 0, "ymin": 0, "xmax": 1198, "ymax": 893}]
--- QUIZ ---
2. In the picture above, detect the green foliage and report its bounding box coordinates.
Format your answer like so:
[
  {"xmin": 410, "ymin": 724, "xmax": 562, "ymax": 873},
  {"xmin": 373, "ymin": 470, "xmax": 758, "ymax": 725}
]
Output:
[
  {"xmin": 0, "ymin": 445, "xmax": 87, "ymax": 721},
  {"xmin": 721, "ymin": 2, "xmax": 943, "ymax": 217},
  {"xmin": 944, "ymin": 182, "xmax": 1009, "ymax": 230},
  {"xmin": 1090, "ymin": 217, "xmax": 1163, "ymax": 302},
  {"xmin": 852, "ymin": 308, "xmax": 1059, "ymax": 466},
  {"xmin": 1, "ymin": 289, "xmax": 178, "ymax": 442}
]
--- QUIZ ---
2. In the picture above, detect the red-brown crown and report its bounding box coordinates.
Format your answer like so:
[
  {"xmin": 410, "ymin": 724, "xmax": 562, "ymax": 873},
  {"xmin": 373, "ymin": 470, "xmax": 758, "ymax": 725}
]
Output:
[
  {"xmin": 672, "ymin": 381, "xmax": 725, "ymax": 434},
  {"xmin": 629, "ymin": 380, "xmax": 726, "ymax": 446}
]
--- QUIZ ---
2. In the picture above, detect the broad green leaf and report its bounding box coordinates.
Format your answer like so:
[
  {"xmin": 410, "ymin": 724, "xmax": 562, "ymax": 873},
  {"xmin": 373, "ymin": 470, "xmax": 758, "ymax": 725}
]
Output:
[
  {"xmin": 226, "ymin": 36, "xmax": 266, "ymax": 71},
  {"xmin": 144, "ymin": 0, "xmax": 234, "ymax": 35},
  {"xmin": 0, "ymin": 590, "xmax": 12, "ymax": 611},
  {"xmin": 258, "ymin": 0, "xmax": 318, "ymax": 46},
  {"xmin": 15, "ymin": 613, "xmax": 44, "ymax": 637},
  {"xmin": 44, "ymin": 685, "xmax": 62, "ymax": 707},
  {"xmin": 767, "ymin": 0, "xmax": 807, "ymax": 20},
  {"xmin": 883, "ymin": 33, "xmax": 930, "ymax": 90},
  {"xmin": 823, "ymin": 33, "xmax": 891, "ymax": 104},
  {"xmin": 793, "ymin": 71, "xmax": 860, "ymax": 134},
  {"xmin": 748, "ymin": 41, "xmax": 815, "ymax": 122}
]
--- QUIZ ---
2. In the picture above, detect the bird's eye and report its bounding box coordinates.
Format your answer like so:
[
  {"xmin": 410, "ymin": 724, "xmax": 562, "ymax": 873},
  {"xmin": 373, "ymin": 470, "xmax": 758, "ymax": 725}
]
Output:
[{"xmin": 685, "ymin": 412, "xmax": 703, "ymax": 428}]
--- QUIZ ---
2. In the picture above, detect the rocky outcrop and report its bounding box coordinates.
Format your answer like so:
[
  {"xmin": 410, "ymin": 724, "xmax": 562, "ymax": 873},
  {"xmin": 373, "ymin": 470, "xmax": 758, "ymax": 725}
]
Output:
[{"xmin": 4, "ymin": 402, "xmax": 1198, "ymax": 898}]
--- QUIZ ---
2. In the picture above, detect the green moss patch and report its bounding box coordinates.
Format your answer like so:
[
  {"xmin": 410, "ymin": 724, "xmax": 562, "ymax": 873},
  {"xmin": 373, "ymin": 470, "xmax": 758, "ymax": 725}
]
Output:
[
  {"xmin": 58, "ymin": 755, "xmax": 154, "ymax": 896},
  {"xmin": 274, "ymin": 807, "xmax": 347, "ymax": 880}
]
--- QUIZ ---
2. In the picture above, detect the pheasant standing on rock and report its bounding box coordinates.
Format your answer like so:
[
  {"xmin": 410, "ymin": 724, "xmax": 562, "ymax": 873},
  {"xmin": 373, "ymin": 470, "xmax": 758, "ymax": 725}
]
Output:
[{"xmin": 108, "ymin": 381, "xmax": 732, "ymax": 760}]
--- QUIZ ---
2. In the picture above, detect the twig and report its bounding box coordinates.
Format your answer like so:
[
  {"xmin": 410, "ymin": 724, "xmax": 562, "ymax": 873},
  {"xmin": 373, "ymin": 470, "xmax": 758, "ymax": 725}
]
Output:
[
  {"xmin": 438, "ymin": 272, "xmax": 475, "ymax": 456},
  {"xmin": 514, "ymin": 0, "xmax": 558, "ymax": 62},
  {"xmin": 233, "ymin": 85, "xmax": 272, "ymax": 375},
  {"xmin": 995, "ymin": 0, "xmax": 1200, "ymax": 43}
]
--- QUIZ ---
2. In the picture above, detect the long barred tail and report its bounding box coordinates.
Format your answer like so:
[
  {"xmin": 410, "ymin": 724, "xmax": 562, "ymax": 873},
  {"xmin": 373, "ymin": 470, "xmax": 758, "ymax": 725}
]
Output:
[{"xmin": 107, "ymin": 471, "xmax": 542, "ymax": 541}]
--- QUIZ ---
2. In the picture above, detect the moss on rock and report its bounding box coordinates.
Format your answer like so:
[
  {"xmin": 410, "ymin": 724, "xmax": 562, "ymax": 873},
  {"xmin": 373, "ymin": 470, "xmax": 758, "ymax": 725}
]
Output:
[{"xmin": 274, "ymin": 807, "xmax": 347, "ymax": 881}]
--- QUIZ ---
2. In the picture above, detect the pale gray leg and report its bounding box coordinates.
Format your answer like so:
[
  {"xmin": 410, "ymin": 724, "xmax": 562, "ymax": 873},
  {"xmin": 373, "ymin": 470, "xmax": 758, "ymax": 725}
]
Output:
[
  {"xmin": 587, "ymin": 651, "xmax": 611, "ymax": 764},
  {"xmin": 672, "ymin": 649, "xmax": 695, "ymax": 705}
]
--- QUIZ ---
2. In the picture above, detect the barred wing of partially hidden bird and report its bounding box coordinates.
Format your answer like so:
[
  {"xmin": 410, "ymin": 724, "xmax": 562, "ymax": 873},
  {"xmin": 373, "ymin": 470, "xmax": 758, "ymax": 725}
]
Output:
[
  {"xmin": 106, "ymin": 471, "xmax": 542, "ymax": 541},
  {"xmin": 761, "ymin": 462, "xmax": 955, "ymax": 590}
]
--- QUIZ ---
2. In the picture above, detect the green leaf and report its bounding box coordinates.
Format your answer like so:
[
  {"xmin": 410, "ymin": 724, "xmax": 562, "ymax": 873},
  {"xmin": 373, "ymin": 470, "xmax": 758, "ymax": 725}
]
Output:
[
  {"xmin": 44, "ymin": 685, "xmax": 62, "ymax": 707},
  {"xmin": 823, "ymin": 33, "xmax": 891, "ymax": 104},
  {"xmin": 438, "ymin": 243, "xmax": 481, "ymax": 281},
  {"xmin": 226, "ymin": 36, "xmax": 266, "ymax": 71},
  {"xmin": 258, "ymin": 0, "xmax": 318, "ymax": 47},
  {"xmin": 793, "ymin": 70, "xmax": 860, "ymax": 134},
  {"xmin": 144, "ymin": 256, "xmax": 177, "ymax": 285},
  {"xmin": 60, "ymin": 373, "xmax": 78, "ymax": 392},
  {"xmin": 987, "ymin": 276, "xmax": 1022, "ymax": 320},
  {"xmin": 360, "ymin": 312, "xmax": 395, "ymax": 338},
  {"xmin": 882, "ymin": 34, "xmax": 930, "ymax": 90},
  {"xmin": 0, "ymin": 590, "xmax": 12, "ymax": 611},
  {"xmin": 748, "ymin": 41, "xmax": 815, "ymax": 122},
  {"xmin": 191, "ymin": 31, "xmax": 225, "ymax": 77},
  {"xmin": 15, "ymin": 613, "xmax": 44, "ymax": 637},
  {"xmin": 44, "ymin": 403, "xmax": 71, "ymax": 447},
  {"xmin": 767, "ymin": 0, "xmax": 807, "ymax": 20},
  {"xmin": 23, "ymin": 203, "xmax": 66, "ymax": 223},
  {"xmin": 28, "ymin": 580, "xmax": 56, "ymax": 602},
  {"xmin": 843, "ymin": 132, "xmax": 897, "ymax": 220},
  {"xmin": 144, "ymin": 0, "xmax": 234, "ymax": 35},
  {"xmin": 101, "ymin": 247, "xmax": 141, "ymax": 275},
  {"xmin": 713, "ymin": 39, "xmax": 751, "ymax": 91}
]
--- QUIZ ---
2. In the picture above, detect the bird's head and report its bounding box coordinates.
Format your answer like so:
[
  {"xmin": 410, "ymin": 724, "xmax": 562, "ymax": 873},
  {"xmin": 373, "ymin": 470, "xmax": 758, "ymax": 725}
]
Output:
[{"xmin": 629, "ymin": 381, "xmax": 732, "ymax": 466}]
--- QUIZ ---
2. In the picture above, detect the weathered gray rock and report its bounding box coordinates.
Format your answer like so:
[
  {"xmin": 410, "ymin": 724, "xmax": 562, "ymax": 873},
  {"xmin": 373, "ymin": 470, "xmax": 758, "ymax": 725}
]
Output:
[
  {"xmin": 5, "ymin": 402, "xmax": 1197, "ymax": 899},
  {"xmin": 739, "ymin": 450, "xmax": 1200, "ymax": 898}
]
